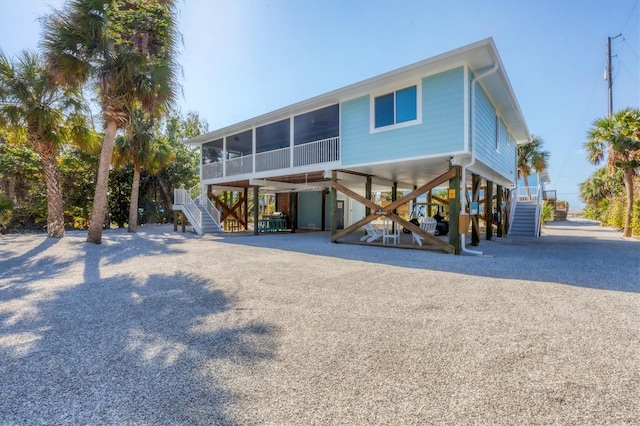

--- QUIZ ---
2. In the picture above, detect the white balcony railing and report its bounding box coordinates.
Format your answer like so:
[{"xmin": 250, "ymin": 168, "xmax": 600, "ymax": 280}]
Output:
[
  {"xmin": 226, "ymin": 155, "xmax": 253, "ymax": 176},
  {"xmin": 255, "ymin": 147, "xmax": 290, "ymax": 172},
  {"xmin": 294, "ymin": 137, "xmax": 340, "ymax": 167},
  {"xmin": 202, "ymin": 162, "xmax": 223, "ymax": 180},
  {"xmin": 201, "ymin": 136, "xmax": 341, "ymax": 180}
]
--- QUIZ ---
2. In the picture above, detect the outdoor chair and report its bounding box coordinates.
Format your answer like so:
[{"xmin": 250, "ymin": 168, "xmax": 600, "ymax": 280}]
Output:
[
  {"xmin": 361, "ymin": 223, "xmax": 384, "ymax": 243},
  {"xmin": 382, "ymin": 220, "xmax": 400, "ymax": 245},
  {"xmin": 413, "ymin": 217, "xmax": 437, "ymax": 246}
]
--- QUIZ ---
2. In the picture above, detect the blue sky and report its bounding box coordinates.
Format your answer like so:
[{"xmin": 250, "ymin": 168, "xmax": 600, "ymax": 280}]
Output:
[{"xmin": 1, "ymin": 0, "xmax": 638, "ymax": 211}]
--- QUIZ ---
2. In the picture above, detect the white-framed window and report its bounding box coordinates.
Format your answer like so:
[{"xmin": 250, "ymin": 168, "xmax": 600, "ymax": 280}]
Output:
[{"xmin": 370, "ymin": 82, "xmax": 421, "ymax": 133}]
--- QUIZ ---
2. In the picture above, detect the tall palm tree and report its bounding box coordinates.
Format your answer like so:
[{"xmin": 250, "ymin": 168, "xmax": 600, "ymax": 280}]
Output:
[
  {"xmin": 517, "ymin": 135, "xmax": 550, "ymax": 189},
  {"xmin": 114, "ymin": 107, "xmax": 174, "ymax": 233},
  {"xmin": 41, "ymin": 0, "xmax": 180, "ymax": 243},
  {"xmin": 585, "ymin": 107, "xmax": 640, "ymax": 237},
  {"xmin": 0, "ymin": 50, "xmax": 95, "ymax": 238}
]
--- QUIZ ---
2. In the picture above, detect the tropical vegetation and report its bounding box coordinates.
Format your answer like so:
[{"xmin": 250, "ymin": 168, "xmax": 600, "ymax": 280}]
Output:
[
  {"xmin": 583, "ymin": 107, "xmax": 640, "ymax": 237},
  {"xmin": 41, "ymin": 0, "xmax": 180, "ymax": 243},
  {"xmin": 517, "ymin": 135, "xmax": 550, "ymax": 189},
  {"xmin": 0, "ymin": 50, "xmax": 97, "ymax": 237}
]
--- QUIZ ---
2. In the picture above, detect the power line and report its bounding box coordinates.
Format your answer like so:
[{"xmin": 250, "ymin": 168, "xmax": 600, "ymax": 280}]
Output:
[
  {"xmin": 622, "ymin": 37, "xmax": 639, "ymax": 62},
  {"xmin": 620, "ymin": 0, "xmax": 639, "ymax": 34}
]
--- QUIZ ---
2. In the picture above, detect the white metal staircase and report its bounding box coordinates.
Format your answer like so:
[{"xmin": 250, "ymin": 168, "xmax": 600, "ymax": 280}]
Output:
[
  {"xmin": 174, "ymin": 187, "xmax": 221, "ymax": 235},
  {"xmin": 509, "ymin": 186, "xmax": 542, "ymax": 237}
]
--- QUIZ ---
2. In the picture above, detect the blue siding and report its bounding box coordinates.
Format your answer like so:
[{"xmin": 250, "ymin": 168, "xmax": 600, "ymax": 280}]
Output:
[
  {"xmin": 341, "ymin": 67, "xmax": 465, "ymax": 166},
  {"xmin": 474, "ymin": 85, "xmax": 517, "ymax": 182}
]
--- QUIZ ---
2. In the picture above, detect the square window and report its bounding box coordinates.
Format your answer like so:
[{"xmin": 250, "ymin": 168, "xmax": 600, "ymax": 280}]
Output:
[
  {"xmin": 396, "ymin": 86, "xmax": 417, "ymax": 123},
  {"xmin": 372, "ymin": 85, "xmax": 419, "ymax": 130},
  {"xmin": 374, "ymin": 93, "xmax": 394, "ymax": 128}
]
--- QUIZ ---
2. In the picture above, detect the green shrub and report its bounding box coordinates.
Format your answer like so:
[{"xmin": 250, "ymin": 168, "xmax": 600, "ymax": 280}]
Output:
[{"xmin": 540, "ymin": 201, "xmax": 554, "ymax": 226}]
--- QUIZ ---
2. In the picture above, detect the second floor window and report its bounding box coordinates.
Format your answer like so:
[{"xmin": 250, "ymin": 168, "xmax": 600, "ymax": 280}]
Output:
[{"xmin": 374, "ymin": 85, "xmax": 418, "ymax": 129}]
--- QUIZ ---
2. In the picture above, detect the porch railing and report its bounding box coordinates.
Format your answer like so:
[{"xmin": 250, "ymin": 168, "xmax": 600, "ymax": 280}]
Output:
[
  {"xmin": 202, "ymin": 162, "xmax": 223, "ymax": 180},
  {"xmin": 226, "ymin": 155, "xmax": 253, "ymax": 176},
  {"xmin": 516, "ymin": 186, "xmax": 539, "ymax": 202},
  {"xmin": 255, "ymin": 147, "xmax": 290, "ymax": 172},
  {"xmin": 201, "ymin": 136, "xmax": 341, "ymax": 180},
  {"xmin": 294, "ymin": 137, "xmax": 340, "ymax": 167}
]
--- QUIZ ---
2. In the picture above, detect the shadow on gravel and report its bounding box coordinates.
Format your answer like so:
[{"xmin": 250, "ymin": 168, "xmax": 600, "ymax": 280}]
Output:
[
  {"xmin": 214, "ymin": 226, "xmax": 640, "ymax": 294},
  {"xmin": 0, "ymin": 234, "xmax": 279, "ymax": 425}
]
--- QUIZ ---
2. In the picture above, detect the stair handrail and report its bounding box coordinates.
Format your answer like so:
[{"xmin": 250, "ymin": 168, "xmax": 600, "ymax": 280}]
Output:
[
  {"xmin": 534, "ymin": 183, "xmax": 542, "ymax": 238},
  {"xmin": 174, "ymin": 188, "xmax": 203, "ymax": 235},
  {"xmin": 198, "ymin": 194, "xmax": 221, "ymax": 228}
]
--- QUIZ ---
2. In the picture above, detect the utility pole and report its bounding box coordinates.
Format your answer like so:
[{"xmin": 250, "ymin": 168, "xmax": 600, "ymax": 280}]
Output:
[{"xmin": 606, "ymin": 34, "xmax": 622, "ymax": 117}]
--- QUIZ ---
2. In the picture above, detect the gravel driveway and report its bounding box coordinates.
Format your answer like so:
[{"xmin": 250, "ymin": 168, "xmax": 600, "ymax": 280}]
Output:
[{"xmin": 1, "ymin": 218, "xmax": 638, "ymax": 425}]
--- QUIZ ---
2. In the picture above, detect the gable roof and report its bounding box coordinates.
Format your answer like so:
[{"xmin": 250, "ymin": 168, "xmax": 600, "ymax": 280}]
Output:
[{"xmin": 187, "ymin": 37, "xmax": 530, "ymax": 145}]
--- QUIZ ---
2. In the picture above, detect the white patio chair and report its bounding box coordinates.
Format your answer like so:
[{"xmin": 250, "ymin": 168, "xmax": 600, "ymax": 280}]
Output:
[
  {"xmin": 382, "ymin": 219, "xmax": 399, "ymax": 245},
  {"xmin": 361, "ymin": 223, "xmax": 384, "ymax": 243},
  {"xmin": 413, "ymin": 217, "xmax": 437, "ymax": 246}
]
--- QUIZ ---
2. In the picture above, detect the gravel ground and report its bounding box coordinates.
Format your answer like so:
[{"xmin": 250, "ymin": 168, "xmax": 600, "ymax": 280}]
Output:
[{"xmin": 1, "ymin": 218, "xmax": 638, "ymax": 425}]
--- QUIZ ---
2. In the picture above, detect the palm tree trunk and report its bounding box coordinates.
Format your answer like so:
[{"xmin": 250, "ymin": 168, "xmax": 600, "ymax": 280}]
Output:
[
  {"xmin": 38, "ymin": 145, "xmax": 65, "ymax": 238},
  {"xmin": 623, "ymin": 168, "xmax": 634, "ymax": 237},
  {"xmin": 87, "ymin": 120, "xmax": 118, "ymax": 244},
  {"xmin": 128, "ymin": 161, "xmax": 141, "ymax": 233}
]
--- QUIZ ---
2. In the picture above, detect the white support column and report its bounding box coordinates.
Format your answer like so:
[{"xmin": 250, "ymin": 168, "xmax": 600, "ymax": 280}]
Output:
[
  {"xmin": 222, "ymin": 136, "xmax": 227, "ymax": 177},
  {"xmin": 252, "ymin": 127, "xmax": 256, "ymax": 173},
  {"xmin": 290, "ymin": 117, "xmax": 295, "ymax": 168}
]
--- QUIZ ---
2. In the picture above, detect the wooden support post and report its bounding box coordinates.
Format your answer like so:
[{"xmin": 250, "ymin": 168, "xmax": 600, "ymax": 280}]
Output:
[
  {"xmin": 290, "ymin": 192, "xmax": 297, "ymax": 233},
  {"xmin": 448, "ymin": 166, "xmax": 461, "ymax": 255},
  {"xmin": 365, "ymin": 177, "xmax": 372, "ymax": 217},
  {"xmin": 471, "ymin": 174, "xmax": 481, "ymax": 246},
  {"xmin": 330, "ymin": 171, "xmax": 338, "ymax": 238},
  {"xmin": 392, "ymin": 181, "xmax": 397, "ymax": 233},
  {"xmin": 426, "ymin": 190, "xmax": 432, "ymax": 217},
  {"xmin": 173, "ymin": 210, "xmax": 178, "ymax": 232},
  {"xmin": 496, "ymin": 184, "xmax": 503, "ymax": 237},
  {"xmin": 181, "ymin": 211, "xmax": 186, "ymax": 233},
  {"xmin": 253, "ymin": 186, "xmax": 259, "ymax": 235},
  {"xmin": 244, "ymin": 188, "xmax": 249, "ymax": 231},
  {"xmin": 504, "ymin": 189, "xmax": 511, "ymax": 235},
  {"xmin": 485, "ymin": 180, "xmax": 493, "ymax": 240}
]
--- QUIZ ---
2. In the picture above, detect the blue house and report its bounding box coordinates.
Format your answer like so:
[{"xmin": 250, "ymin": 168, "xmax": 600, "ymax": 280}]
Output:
[{"xmin": 175, "ymin": 38, "xmax": 531, "ymax": 254}]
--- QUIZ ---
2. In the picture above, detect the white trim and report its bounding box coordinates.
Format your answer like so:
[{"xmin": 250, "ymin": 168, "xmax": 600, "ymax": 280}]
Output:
[
  {"xmin": 463, "ymin": 65, "xmax": 470, "ymax": 153},
  {"xmin": 369, "ymin": 80, "xmax": 423, "ymax": 134}
]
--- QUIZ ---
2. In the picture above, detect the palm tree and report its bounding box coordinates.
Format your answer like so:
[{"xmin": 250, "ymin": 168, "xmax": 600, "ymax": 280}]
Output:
[
  {"xmin": 517, "ymin": 135, "xmax": 550, "ymax": 189},
  {"xmin": 579, "ymin": 167, "xmax": 622, "ymax": 208},
  {"xmin": 41, "ymin": 0, "xmax": 180, "ymax": 244},
  {"xmin": 0, "ymin": 50, "xmax": 95, "ymax": 238},
  {"xmin": 585, "ymin": 107, "xmax": 640, "ymax": 237},
  {"xmin": 114, "ymin": 107, "xmax": 174, "ymax": 233}
]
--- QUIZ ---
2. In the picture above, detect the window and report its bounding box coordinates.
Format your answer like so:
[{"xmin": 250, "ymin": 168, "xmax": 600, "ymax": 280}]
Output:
[
  {"xmin": 294, "ymin": 104, "xmax": 339, "ymax": 145},
  {"xmin": 256, "ymin": 119, "xmax": 290, "ymax": 153},
  {"xmin": 373, "ymin": 85, "xmax": 418, "ymax": 129}
]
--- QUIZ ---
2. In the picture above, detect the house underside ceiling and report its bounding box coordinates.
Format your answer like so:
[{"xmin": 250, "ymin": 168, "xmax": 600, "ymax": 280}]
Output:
[{"xmin": 206, "ymin": 153, "xmax": 515, "ymax": 195}]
